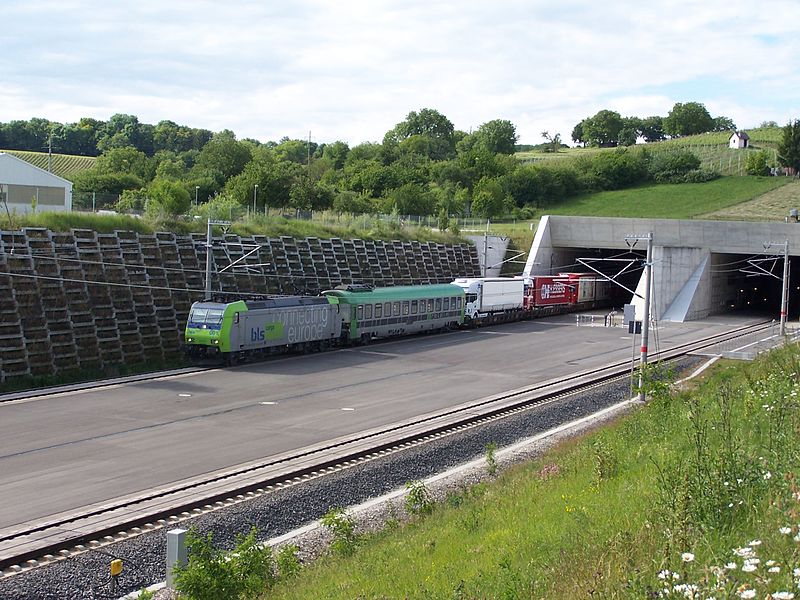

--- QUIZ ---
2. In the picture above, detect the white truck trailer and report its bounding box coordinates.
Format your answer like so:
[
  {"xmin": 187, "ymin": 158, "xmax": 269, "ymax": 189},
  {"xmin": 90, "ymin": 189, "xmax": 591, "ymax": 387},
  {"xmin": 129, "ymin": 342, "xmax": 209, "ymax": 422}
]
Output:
[{"xmin": 451, "ymin": 277, "xmax": 525, "ymax": 322}]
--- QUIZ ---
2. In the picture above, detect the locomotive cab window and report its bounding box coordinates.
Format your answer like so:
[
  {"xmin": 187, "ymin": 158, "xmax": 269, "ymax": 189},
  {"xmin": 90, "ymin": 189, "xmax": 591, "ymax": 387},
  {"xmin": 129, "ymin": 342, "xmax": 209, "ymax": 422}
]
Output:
[
  {"xmin": 402, "ymin": 301, "xmax": 409, "ymax": 315},
  {"xmin": 375, "ymin": 304, "xmax": 382, "ymax": 318},
  {"xmin": 357, "ymin": 305, "xmax": 364, "ymax": 320},
  {"xmin": 411, "ymin": 300, "xmax": 418, "ymax": 314},
  {"xmin": 392, "ymin": 302, "xmax": 400, "ymax": 316},
  {"xmin": 466, "ymin": 293, "xmax": 478, "ymax": 303},
  {"xmin": 365, "ymin": 305, "xmax": 373, "ymax": 319},
  {"xmin": 435, "ymin": 298, "xmax": 442, "ymax": 312}
]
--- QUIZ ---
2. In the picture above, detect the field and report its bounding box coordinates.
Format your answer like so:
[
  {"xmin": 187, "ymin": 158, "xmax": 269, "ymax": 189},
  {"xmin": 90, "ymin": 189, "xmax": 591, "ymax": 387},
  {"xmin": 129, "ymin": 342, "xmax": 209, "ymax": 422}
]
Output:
[
  {"xmin": 701, "ymin": 178, "xmax": 800, "ymax": 221},
  {"xmin": 255, "ymin": 347, "xmax": 800, "ymax": 599},
  {"xmin": 1, "ymin": 148, "xmax": 95, "ymax": 179}
]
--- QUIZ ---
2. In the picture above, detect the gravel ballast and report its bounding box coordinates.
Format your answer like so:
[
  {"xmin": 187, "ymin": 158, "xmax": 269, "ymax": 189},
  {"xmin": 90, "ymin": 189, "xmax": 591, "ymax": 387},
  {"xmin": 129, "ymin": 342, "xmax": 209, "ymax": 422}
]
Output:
[{"xmin": 0, "ymin": 357, "xmax": 705, "ymax": 600}]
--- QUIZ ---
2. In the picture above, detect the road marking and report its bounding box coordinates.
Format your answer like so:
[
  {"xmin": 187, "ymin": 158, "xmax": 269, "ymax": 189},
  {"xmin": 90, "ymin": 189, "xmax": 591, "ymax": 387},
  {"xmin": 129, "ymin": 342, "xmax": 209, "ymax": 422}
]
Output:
[
  {"xmin": 177, "ymin": 393, "xmax": 192, "ymax": 398},
  {"xmin": 259, "ymin": 401, "xmax": 277, "ymax": 405},
  {"xmin": 341, "ymin": 407, "xmax": 355, "ymax": 411}
]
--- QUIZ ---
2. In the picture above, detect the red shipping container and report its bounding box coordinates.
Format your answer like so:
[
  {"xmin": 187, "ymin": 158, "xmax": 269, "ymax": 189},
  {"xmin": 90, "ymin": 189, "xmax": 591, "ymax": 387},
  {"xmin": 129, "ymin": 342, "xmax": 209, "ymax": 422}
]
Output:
[{"xmin": 533, "ymin": 276, "xmax": 575, "ymax": 306}]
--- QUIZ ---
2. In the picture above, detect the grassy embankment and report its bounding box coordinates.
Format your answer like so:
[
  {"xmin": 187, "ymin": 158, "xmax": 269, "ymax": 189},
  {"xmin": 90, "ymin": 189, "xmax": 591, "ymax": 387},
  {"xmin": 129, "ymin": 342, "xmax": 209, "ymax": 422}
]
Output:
[
  {"xmin": 2, "ymin": 211, "xmax": 467, "ymax": 245},
  {"xmin": 255, "ymin": 347, "xmax": 800, "ymax": 599}
]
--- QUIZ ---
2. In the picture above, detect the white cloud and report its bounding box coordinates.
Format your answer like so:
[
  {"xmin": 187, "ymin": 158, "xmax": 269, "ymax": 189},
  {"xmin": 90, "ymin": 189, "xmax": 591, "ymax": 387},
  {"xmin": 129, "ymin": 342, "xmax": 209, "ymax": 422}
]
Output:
[{"xmin": 1, "ymin": 0, "xmax": 798, "ymax": 145}]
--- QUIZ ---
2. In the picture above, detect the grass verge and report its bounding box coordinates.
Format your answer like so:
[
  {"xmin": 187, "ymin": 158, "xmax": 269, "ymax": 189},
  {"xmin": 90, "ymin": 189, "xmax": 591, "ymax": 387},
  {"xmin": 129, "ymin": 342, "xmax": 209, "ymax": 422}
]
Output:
[{"xmin": 253, "ymin": 349, "xmax": 800, "ymax": 599}]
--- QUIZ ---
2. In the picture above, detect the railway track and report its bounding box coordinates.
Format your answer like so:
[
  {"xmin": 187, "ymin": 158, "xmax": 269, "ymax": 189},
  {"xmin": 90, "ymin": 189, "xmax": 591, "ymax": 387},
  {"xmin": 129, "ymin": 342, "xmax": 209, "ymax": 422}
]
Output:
[{"xmin": 0, "ymin": 320, "xmax": 777, "ymax": 577}]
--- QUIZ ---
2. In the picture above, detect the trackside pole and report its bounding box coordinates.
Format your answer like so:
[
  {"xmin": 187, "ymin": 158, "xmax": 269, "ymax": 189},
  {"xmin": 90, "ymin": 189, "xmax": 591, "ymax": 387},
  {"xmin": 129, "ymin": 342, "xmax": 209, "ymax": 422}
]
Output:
[
  {"xmin": 638, "ymin": 233, "xmax": 653, "ymax": 402},
  {"xmin": 780, "ymin": 239, "xmax": 789, "ymax": 337},
  {"xmin": 205, "ymin": 219, "xmax": 213, "ymax": 301}
]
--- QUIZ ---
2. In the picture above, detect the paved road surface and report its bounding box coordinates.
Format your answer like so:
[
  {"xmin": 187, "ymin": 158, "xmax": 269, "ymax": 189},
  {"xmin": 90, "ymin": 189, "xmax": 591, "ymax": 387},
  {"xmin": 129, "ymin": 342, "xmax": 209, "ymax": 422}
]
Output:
[{"xmin": 0, "ymin": 314, "xmax": 759, "ymax": 530}]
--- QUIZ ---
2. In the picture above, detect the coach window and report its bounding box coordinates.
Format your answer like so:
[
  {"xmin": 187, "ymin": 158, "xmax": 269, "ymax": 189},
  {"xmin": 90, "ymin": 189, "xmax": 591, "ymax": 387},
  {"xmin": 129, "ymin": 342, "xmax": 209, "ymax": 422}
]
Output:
[
  {"xmin": 357, "ymin": 305, "xmax": 364, "ymax": 320},
  {"xmin": 457, "ymin": 297, "xmax": 462, "ymax": 309},
  {"xmin": 392, "ymin": 302, "xmax": 400, "ymax": 316},
  {"xmin": 435, "ymin": 298, "xmax": 442, "ymax": 312},
  {"xmin": 402, "ymin": 301, "xmax": 409, "ymax": 315},
  {"xmin": 427, "ymin": 299, "xmax": 434, "ymax": 313},
  {"xmin": 443, "ymin": 298, "xmax": 450, "ymax": 311},
  {"xmin": 365, "ymin": 304, "xmax": 373, "ymax": 319},
  {"xmin": 384, "ymin": 302, "xmax": 391, "ymax": 316},
  {"xmin": 411, "ymin": 300, "xmax": 418, "ymax": 314},
  {"xmin": 375, "ymin": 303, "xmax": 382, "ymax": 318}
]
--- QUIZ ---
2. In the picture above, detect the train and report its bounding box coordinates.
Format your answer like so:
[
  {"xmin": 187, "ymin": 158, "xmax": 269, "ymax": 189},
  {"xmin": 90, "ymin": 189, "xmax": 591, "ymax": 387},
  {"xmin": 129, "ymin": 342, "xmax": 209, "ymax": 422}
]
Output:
[{"xmin": 184, "ymin": 274, "xmax": 618, "ymax": 364}]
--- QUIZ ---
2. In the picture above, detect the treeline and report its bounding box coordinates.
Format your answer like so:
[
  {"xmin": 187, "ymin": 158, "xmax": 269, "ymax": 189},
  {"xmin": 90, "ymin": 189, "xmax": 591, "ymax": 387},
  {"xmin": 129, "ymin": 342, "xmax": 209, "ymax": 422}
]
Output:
[
  {"xmin": 7, "ymin": 108, "xmax": 792, "ymax": 223},
  {"xmin": 0, "ymin": 115, "xmax": 213, "ymax": 157},
  {"xmin": 70, "ymin": 109, "xmax": 717, "ymax": 222},
  {"xmin": 572, "ymin": 102, "xmax": 758, "ymax": 148}
]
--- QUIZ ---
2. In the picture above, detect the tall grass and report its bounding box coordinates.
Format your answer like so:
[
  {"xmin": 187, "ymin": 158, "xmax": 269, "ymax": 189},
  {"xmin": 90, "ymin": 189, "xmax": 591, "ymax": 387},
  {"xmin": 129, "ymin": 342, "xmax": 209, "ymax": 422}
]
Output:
[{"xmin": 260, "ymin": 347, "xmax": 800, "ymax": 599}]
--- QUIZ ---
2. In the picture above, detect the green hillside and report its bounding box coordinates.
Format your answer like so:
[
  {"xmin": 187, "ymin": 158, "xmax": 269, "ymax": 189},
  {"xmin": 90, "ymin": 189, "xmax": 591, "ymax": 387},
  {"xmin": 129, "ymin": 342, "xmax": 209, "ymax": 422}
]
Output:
[
  {"xmin": 516, "ymin": 126, "xmax": 784, "ymax": 176},
  {"xmin": 0, "ymin": 149, "xmax": 95, "ymax": 179}
]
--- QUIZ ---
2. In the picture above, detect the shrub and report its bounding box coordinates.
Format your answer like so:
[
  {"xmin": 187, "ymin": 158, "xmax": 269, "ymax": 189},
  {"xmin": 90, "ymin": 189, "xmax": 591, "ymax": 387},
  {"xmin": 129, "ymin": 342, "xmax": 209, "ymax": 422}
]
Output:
[
  {"xmin": 320, "ymin": 507, "xmax": 358, "ymax": 556},
  {"xmin": 648, "ymin": 149, "xmax": 701, "ymax": 183},
  {"xmin": 174, "ymin": 528, "xmax": 277, "ymax": 600},
  {"xmin": 681, "ymin": 168, "xmax": 720, "ymax": 183},
  {"xmin": 745, "ymin": 149, "xmax": 771, "ymax": 176},
  {"xmin": 405, "ymin": 480, "xmax": 434, "ymax": 516}
]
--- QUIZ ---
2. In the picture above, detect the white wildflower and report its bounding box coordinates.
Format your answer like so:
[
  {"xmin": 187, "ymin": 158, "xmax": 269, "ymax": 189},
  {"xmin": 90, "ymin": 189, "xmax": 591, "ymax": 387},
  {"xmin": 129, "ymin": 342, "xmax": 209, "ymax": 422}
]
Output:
[
  {"xmin": 749, "ymin": 540, "xmax": 762, "ymax": 546},
  {"xmin": 658, "ymin": 570, "xmax": 671, "ymax": 580},
  {"xmin": 769, "ymin": 566, "xmax": 781, "ymax": 573},
  {"xmin": 767, "ymin": 560, "xmax": 777, "ymax": 566},
  {"xmin": 681, "ymin": 552, "xmax": 695, "ymax": 563},
  {"xmin": 764, "ymin": 471, "xmax": 772, "ymax": 480},
  {"xmin": 772, "ymin": 593, "xmax": 794, "ymax": 600},
  {"xmin": 738, "ymin": 589, "xmax": 756, "ymax": 599},
  {"xmin": 780, "ymin": 526, "xmax": 792, "ymax": 535},
  {"xmin": 725, "ymin": 562, "xmax": 738, "ymax": 570},
  {"xmin": 734, "ymin": 547, "xmax": 754, "ymax": 558},
  {"xmin": 742, "ymin": 563, "xmax": 757, "ymax": 573}
]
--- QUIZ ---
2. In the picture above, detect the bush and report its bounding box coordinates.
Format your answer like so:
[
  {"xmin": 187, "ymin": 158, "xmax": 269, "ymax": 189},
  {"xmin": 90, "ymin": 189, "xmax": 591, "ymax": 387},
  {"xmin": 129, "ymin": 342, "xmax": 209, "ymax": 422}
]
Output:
[
  {"xmin": 648, "ymin": 150, "xmax": 701, "ymax": 183},
  {"xmin": 745, "ymin": 149, "xmax": 771, "ymax": 176},
  {"xmin": 681, "ymin": 168, "xmax": 720, "ymax": 183},
  {"xmin": 174, "ymin": 528, "xmax": 277, "ymax": 600},
  {"xmin": 320, "ymin": 507, "xmax": 358, "ymax": 556}
]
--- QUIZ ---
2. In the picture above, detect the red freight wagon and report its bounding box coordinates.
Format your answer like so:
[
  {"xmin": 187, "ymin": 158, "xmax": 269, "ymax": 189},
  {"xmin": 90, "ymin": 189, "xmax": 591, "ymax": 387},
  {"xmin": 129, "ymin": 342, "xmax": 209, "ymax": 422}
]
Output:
[{"xmin": 533, "ymin": 276, "xmax": 575, "ymax": 306}]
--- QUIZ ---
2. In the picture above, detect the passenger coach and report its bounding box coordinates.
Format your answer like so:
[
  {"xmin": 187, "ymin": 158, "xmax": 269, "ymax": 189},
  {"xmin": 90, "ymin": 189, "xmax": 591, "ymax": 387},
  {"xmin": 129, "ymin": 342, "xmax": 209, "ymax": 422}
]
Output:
[{"xmin": 322, "ymin": 283, "xmax": 465, "ymax": 343}]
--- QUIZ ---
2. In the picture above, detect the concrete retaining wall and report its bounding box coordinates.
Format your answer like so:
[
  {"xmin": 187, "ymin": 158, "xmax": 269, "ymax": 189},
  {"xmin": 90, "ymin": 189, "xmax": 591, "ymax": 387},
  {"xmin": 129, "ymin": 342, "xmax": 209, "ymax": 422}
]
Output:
[{"xmin": 0, "ymin": 228, "xmax": 480, "ymax": 382}]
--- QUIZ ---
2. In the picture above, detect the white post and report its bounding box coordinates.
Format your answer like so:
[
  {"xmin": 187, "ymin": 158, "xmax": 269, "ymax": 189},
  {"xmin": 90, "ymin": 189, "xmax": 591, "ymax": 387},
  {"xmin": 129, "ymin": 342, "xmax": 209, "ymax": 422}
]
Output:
[
  {"xmin": 638, "ymin": 233, "xmax": 654, "ymax": 401},
  {"xmin": 780, "ymin": 239, "xmax": 789, "ymax": 336},
  {"xmin": 166, "ymin": 528, "xmax": 188, "ymax": 589}
]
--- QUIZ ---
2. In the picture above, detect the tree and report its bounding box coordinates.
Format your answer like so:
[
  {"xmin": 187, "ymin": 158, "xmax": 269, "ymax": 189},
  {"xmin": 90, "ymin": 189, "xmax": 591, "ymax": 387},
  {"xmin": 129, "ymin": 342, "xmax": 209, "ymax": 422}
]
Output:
[
  {"xmin": 473, "ymin": 119, "xmax": 518, "ymax": 154},
  {"xmin": 712, "ymin": 116, "xmax": 736, "ymax": 132},
  {"xmin": 582, "ymin": 110, "xmax": 624, "ymax": 147},
  {"xmin": 322, "ymin": 141, "xmax": 350, "ymax": 170},
  {"xmin": 760, "ymin": 120, "xmax": 779, "ymax": 128},
  {"xmin": 571, "ymin": 120, "xmax": 587, "ymax": 147},
  {"xmin": 777, "ymin": 119, "xmax": 800, "ymax": 174},
  {"xmin": 386, "ymin": 183, "xmax": 436, "ymax": 216},
  {"xmin": 93, "ymin": 146, "xmax": 151, "ymax": 179},
  {"xmin": 745, "ymin": 150, "xmax": 770, "ymax": 176},
  {"xmin": 663, "ymin": 102, "xmax": 714, "ymax": 137},
  {"xmin": 195, "ymin": 133, "xmax": 252, "ymax": 187},
  {"xmin": 386, "ymin": 108, "xmax": 456, "ymax": 160},
  {"xmin": 470, "ymin": 177, "xmax": 508, "ymax": 219},
  {"xmin": 146, "ymin": 179, "xmax": 191, "ymax": 216},
  {"xmin": 540, "ymin": 131, "xmax": 562, "ymax": 153},
  {"xmin": 639, "ymin": 116, "xmax": 665, "ymax": 142}
]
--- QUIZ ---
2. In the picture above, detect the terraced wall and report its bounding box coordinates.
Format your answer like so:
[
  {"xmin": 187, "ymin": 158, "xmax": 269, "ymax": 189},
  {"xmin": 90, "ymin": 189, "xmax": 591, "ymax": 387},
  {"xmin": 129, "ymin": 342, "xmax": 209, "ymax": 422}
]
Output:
[{"xmin": 0, "ymin": 228, "xmax": 480, "ymax": 382}]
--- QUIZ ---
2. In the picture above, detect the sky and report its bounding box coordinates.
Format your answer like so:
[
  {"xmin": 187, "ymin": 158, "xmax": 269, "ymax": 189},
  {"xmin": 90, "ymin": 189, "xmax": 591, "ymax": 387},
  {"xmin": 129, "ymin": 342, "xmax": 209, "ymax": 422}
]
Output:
[{"xmin": 3, "ymin": 0, "xmax": 800, "ymax": 147}]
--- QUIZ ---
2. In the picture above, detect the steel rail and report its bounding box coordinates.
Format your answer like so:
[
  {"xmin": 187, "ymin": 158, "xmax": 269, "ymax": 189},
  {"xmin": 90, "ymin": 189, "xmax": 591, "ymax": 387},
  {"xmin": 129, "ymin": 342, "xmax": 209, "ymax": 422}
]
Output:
[{"xmin": 0, "ymin": 320, "xmax": 775, "ymax": 574}]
